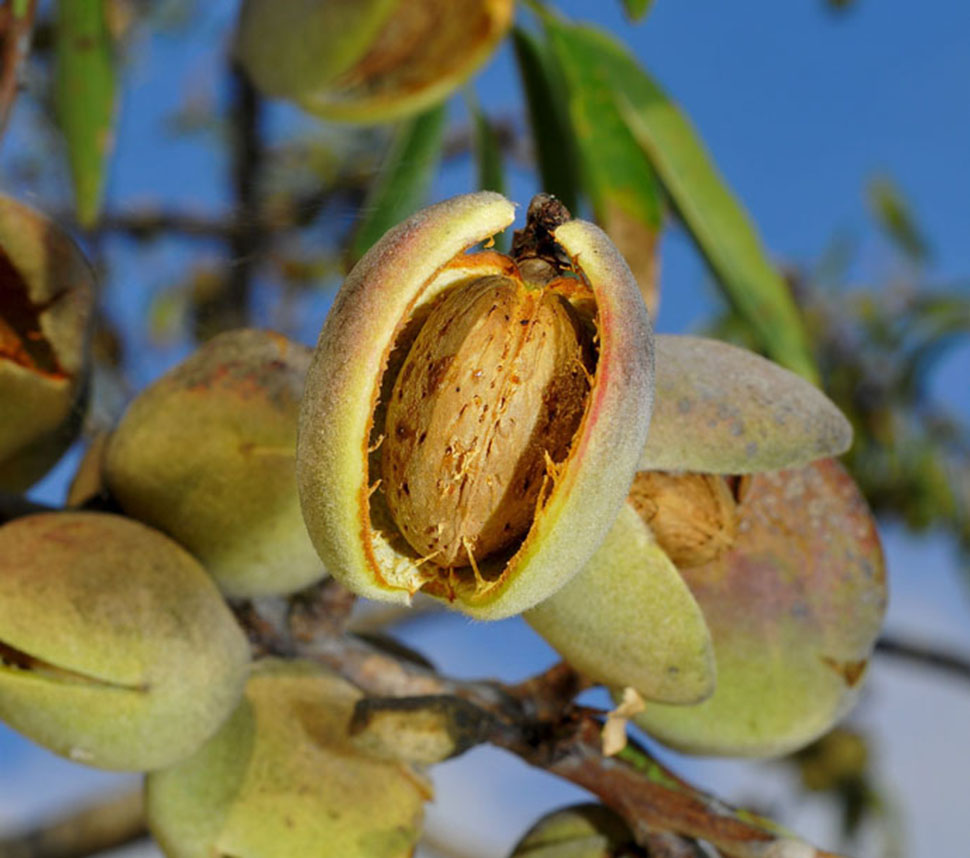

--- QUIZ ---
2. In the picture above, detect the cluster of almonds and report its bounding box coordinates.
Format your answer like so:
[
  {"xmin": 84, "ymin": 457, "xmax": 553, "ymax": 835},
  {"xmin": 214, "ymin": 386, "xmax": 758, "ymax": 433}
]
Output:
[{"xmin": 0, "ymin": 191, "xmax": 886, "ymax": 857}]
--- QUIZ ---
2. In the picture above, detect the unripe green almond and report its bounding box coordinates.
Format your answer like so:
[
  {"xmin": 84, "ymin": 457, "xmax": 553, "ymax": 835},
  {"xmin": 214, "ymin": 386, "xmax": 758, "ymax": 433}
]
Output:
[
  {"xmin": 632, "ymin": 459, "xmax": 887, "ymax": 757},
  {"xmin": 298, "ymin": 192, "xmax": 655, "ymax": 620},
  {"xmin": 508, "ymin": 803, "xmax": 636, "ymax": 858},
  {"xmin": 0, "ymin": 195, "xmax": 94, "ymax": 490},
  {"xmin": 526, "ymin": 503, "xmax": 715, "ymax": 704},
  {"xmin": 105, "ymin": 329, "xmax": 325, "ymax": 598},
  {"xmin": 640, "ymin": 335, "xmax": 852, "ymax": 474},
  {"xmin": 0, "ymin": 512, "xmax": 250, "ymax": 771},
  {"xmin": 146, "ymin": 659, "xmax": 428, "ymax": 858},
  {"xmin": 235, "ymin": 0, "xmax": 515, "ymax": 123}
]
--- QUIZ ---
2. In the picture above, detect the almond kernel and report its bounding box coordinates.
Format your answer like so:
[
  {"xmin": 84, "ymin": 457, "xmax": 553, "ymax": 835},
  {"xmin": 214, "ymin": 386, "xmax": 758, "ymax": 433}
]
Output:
[{"xmin": 382, "ymin": 275, "xmax": 592, "ymax": 568}]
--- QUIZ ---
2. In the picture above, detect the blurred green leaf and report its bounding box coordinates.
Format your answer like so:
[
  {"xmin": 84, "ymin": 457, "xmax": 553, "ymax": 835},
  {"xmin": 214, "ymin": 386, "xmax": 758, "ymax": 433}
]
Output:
[
  {"xmin": 469, "ymin": 98, "xmax": 505, "ymax": 196},
  {"xmin": 867, "ymin": 175, "xmax": 931, "ymax": 264},
  {"xmin": 621, "ymin": 0, "xmax": 655, "ymax": 21},
  {"xmin": 347, "ymin": 103, "xmax": 447, "ymax": 265},
  {"xmin": 468, "ymin": 94, "xmax": 507, "ymax": 251},
  {"xmin": 512, "ymin": 26, "xmax": 580, "ymax": 211},
  {"xmin": 898, "ymin": 290, "xmax": 970, "ymax": 393},
  {"xmin": 545, "ymin": 22, "xmax": 663, "ymax": 310},
  {"xmin": 54, "ymin": 0, "xmax": 117, "ymax": 228},
  {"xmin": 546, "ymin": 21, "xmax": 819, "ymax": 382}
]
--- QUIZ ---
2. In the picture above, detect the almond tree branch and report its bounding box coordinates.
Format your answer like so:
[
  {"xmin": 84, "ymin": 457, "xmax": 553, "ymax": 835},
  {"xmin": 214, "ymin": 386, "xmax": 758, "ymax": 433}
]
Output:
[
  {"xmin": 0, "ymin": 586, "xmax": 844, "ymax": 858},
  {"xmin": 0, "ymin": 791, "xmax": 147, "ymax": 858},
  {"xmin": 249, "ymin": 590, "xmax": 849, "ymax": 858},
  {"xmin": 0, "ymin": 0, "xmax": 36, "ymax": 142},
  {"xmin": 875, "ymin": 634, "xmax": 970, "ymax": 683}
]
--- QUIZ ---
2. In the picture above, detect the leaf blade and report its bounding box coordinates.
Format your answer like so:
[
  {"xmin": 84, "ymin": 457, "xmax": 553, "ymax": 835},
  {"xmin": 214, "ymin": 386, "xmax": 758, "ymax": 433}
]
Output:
[
  {"xmin": 54, "ymin": 0, "xmax": 117, "ymax": 228},
  {"xmin": 348, "ymin": 103, "xmax": 448, "ymax": 265},
  {"xmin": 545, "ymin": 22, "xmax": 664, "ymax": 311},
  {"xmin": 548, "ymin": 22, "xmax": 819, "ymax": 382},
  {"xmin": 620, "ymin": 0, "xmax": 654, "ymax": 21},
  {"xmin": 512, "ymin": 26, "xmax": 580, "ymax": 211}
]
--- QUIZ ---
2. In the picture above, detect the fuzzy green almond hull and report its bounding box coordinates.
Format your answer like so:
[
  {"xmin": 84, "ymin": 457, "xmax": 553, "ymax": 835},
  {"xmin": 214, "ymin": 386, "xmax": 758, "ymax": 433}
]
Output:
[
  {"xmin": 640, "ymin": 335, "xmax": 852, "ymax": 474},
  {"xmin": 298, "ymin": 192, "xmax": 516, "ymax": 607},
  {"xmin": 235, "ymin": 0, "xmax": 397, "ymax": 99},
  {"xmin": 525, "ymin": 502, "xmax": 715, "ymax": 705},
  {"xmin": 0, "ymin": 195, "xmax": 94, "ymax": 490},
  {"xmin": 146, "ymin": 659, "xmax": 427, "ymax": 858},
  {"xmin": 297, "ymin": 192, "xmax": 654, "ymax": 620},
  {"xmin": 0, "ymin": 513, "xmax": 250, "ymax": 771},
  {"xmin": 236, "ymin": 0, "xmax": 515, "ymax": 124},
  {"xmin": 105, "ymin": 329, "xmax": 325, "ymax": 598},
  {"xmin": 633, "ymin": 459, "xmax": 887, "ymax": 757},
  {"xmin": 508, "ymin": 803, "xmax": 636, "ymax": 858}
]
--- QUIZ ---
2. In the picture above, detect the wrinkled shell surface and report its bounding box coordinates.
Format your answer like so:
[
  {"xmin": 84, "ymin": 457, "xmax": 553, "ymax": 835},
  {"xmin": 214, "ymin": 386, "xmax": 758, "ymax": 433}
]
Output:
[
  {"xmin": 146, "ymin": 659, "xmax": 427, "ymax": 858},
  {"xmin": 633, "ymin": 459, "xmax": 887, "ymax": 757},
  {"xmin": 297, "ymin": 192, "xmax": 654, "ymax": 619},
  {"xmin": 105, "ymin": 329, "xmax": 324, "ymax": 598},
  {"xmin": 0, "ymin": 195, "xmax": 94, "ymax": 490},
  {"xmin": 382, "ymin": 274, "xmax": 591, "ymax": 566},
  {"xmin": 641, "ymin": 335, "xmax": 852, "ymax": 473},
  {"xmin": 0, "ymin": 512, "xmax": 250, "ymax": 771},
  {"xmin": 628, "ymin": 471, "xmax": 740, "ymax": 568}
]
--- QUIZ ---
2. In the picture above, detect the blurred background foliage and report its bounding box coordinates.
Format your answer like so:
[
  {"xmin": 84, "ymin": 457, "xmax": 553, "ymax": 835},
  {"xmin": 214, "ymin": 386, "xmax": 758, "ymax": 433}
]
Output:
[{"xmin": 1, "ymin": 0, "xmax": 968, "ymax": 855}]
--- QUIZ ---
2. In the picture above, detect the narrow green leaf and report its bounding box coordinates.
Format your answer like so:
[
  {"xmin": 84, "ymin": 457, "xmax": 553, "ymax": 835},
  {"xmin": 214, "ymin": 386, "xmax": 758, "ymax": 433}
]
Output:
[
  {"xmin": 620, "ymin": 0, "xmax": 654, "ymax": 21},
  {"xmin": 547, "ymin": 21, "xmax": 819, "ymax": 383},
  {"xmin": 471, "ymin": 105, "xmax": 505, "ymax": 197},
  {"xmin": 867, "ymin": 175, "xmax": 930, "ymax": 264},
  {"xmin": 545, "ymin": 23, "xmax": 663, "ymax": 310},
  {"xmin": 468, "ymin": 94, "xmax": 507, "ymax": 251},
  {"xmin": 512, "ymin": 27, "xmax": 580, "ymax": 211},
  {"xmin": 54, "ymin": 0, "xmax": 117, "ymax": 228},
  {"xmin": 348, "ymin": 103, "xmax": 447, "ymax": 265}
]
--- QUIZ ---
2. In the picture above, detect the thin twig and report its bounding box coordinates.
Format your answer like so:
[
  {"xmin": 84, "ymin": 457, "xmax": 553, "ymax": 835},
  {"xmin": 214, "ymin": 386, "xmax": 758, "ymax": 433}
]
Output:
[
  {"xmin": 191, "ymin": 63, "xmax": 263, "ymax": 338},
  {"xmin": 0, "ymin": 790, "xmax": 146, "ymax": 858},
  {"xmin": 241, "ymin": 596, "xmax": 847, "ymax": 858},
  {"xmin": 0, "ymin": 0, "xmax": 37, "ymax": 141},
  {"xmin": 875, "ymin": 634, "xmax": 970, "ymax": 684},
  {"xmin": 98, "ymin": 210, "xmax": 236, "ymax": 240}
]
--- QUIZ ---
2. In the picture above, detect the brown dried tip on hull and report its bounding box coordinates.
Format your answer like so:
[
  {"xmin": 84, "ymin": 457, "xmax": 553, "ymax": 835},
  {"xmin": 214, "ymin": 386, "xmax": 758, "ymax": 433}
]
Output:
[
  {"xmin": 381, "ymin": 273, "xmax": 594, "ymax": 572},
  {"xmin": 628, "ymin": 472, "xmax": 744, "ymax": 568}
]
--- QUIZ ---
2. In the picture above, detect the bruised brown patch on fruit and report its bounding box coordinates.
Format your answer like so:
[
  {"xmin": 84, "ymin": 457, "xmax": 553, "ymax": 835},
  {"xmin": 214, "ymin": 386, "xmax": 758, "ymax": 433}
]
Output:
[{"xmin": 820, "ymin": 656, "xmax": 868, "ymax": 688}]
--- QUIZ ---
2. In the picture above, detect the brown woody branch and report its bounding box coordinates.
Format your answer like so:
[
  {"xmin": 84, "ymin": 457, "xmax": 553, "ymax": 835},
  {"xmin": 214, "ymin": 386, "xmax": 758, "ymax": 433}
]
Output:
[
  {"xmin": 245, "ymin": 588, "xmax": 846, "ymax": 858},
  {"xmin": 0, "ymin": 791, "xmax": 146, "ymax": 858},
  {"xmin": 0, "ymin": 579, "xmax": 846, "ymax": 858},
  {"xmin": 0, "ymin": 0, "xmax": 36, "ymax": 142},
  {"xmin": 875, "ymin": 634, "xmax": 970, "ymax": 683},
  {"xmin": 0, "ymin": 525, "xmax": 959, "ymax": 858}
]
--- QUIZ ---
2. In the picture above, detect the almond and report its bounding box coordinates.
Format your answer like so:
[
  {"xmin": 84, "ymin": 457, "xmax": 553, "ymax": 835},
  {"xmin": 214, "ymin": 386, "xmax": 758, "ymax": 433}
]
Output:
[
  {"xmin": 382, "ymin": 275, "xmax": 592, "ymax": 568},
  {"xmin": 628, "ymin": 472, "xmax": 740, "ymax": 568}
]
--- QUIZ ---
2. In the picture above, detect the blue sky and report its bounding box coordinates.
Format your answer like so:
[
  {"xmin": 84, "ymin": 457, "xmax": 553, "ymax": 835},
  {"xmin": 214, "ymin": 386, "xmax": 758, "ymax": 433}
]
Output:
[{"xmin": 3, "ymin": 1, "xmax": 970, "ymax": 856}]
